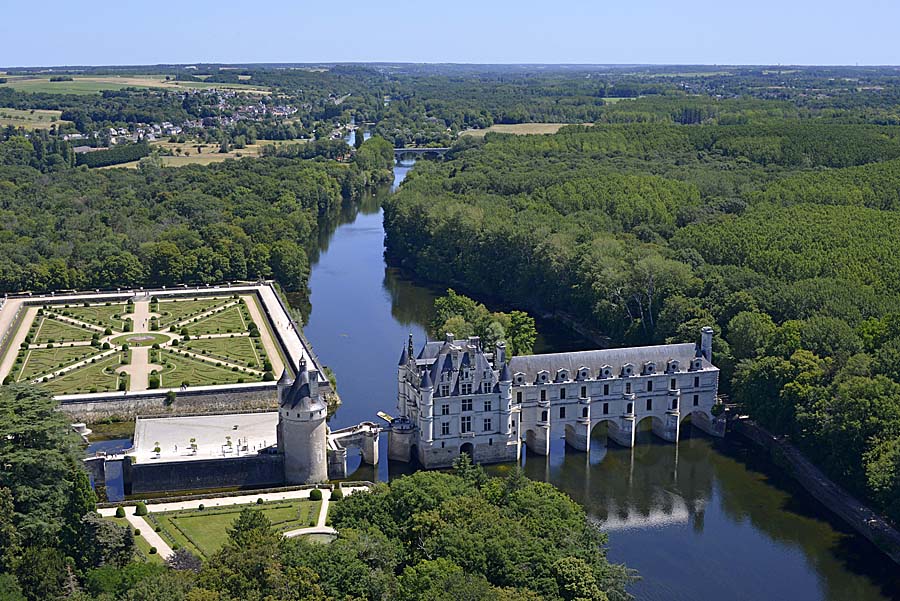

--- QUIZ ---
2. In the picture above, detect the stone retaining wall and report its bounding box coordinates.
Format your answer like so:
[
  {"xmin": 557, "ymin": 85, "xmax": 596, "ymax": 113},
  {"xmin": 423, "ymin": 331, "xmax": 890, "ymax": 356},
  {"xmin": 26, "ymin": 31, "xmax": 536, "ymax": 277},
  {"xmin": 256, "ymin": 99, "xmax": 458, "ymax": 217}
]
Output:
[
  {"xmin": 60, "ymin": 387, "xmax": 277, "ymax": 422},
  {"xmin": 733, "ymin": 419, "xmax": 900, "ymax": 565},
  {"xmin": 124, "ymin": 453, "xmax": 285, "ymax": 495}
]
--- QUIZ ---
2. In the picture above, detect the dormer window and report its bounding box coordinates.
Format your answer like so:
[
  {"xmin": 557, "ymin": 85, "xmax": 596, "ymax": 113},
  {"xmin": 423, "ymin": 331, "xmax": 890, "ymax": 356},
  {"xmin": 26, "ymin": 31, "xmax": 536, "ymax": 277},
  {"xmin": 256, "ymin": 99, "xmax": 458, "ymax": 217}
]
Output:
[
  {"xmin": 643, "ymin": 362, "xmax": 656, "ymax": 375},
  {"xmin": 515, "ymin": 372, "xmax": 526, "ymax": 385},
  {"xmin": 690, "ymin": 358, "xmax": 703, "ymax": 371},
  {"xmin": 667, "ymin": 360, "xmax": 680, "ymax": 373},
  {"xmin": 556, "ymin": 369, "xmax": 569, "ymax": 382},
  {"xmin": 577, "ymin": 367, "xmax": 590, "ymax": 380},
  {"xmin": 622, "ymin": 363, "xmax": 634, "ymax": 377},
  {"xmin": 601, "ymin": 365, "xmax": 613, "ymax": 379},
  {"xmin": 537, "ymin": 370, "xmax": 550, "ymax": 384}
]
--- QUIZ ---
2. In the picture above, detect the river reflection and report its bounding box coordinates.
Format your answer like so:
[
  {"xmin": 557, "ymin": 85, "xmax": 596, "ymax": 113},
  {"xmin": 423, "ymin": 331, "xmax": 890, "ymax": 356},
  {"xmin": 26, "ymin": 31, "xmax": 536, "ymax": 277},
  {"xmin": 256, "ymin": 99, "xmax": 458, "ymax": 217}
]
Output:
[{"xmin": 298, "ymin": 164, "xmax": 900, "ymax": 601}]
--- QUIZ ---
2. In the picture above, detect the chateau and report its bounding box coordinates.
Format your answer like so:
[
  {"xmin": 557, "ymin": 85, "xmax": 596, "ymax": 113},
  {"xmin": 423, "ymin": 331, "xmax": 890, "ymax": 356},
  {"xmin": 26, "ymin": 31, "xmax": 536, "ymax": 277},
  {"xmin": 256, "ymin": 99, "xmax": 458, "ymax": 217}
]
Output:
[{"xmin": 389, "ymin": 327, "xmax": 724, "ymax": 468}]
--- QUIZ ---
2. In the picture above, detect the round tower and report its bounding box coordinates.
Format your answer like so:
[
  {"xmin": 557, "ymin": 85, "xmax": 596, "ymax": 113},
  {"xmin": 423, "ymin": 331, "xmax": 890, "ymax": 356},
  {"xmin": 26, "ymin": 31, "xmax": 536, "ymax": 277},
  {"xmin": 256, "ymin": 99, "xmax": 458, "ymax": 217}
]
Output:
[{"xmin": 277, "ymin": 359, "xmax": 328, "ymax": 484}]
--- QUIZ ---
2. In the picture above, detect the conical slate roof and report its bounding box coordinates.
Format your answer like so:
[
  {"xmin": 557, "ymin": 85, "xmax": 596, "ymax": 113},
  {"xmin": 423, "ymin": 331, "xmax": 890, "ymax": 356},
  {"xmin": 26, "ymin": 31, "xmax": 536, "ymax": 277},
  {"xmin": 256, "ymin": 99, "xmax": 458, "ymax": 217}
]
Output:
[
  {"xmin": 499, "ymin": 361, "xmax": 511, "ymax": 382},
  {"xmin": 398, "ymin": 345, "xmax": 408, "ymax": 366},
  {"xmin": 280, "ymin": 366, "xmax": 326, "ymax": 413},
  {"xmin": 420, "ymin": 368, "xmax": 433, "ymax": 390}
]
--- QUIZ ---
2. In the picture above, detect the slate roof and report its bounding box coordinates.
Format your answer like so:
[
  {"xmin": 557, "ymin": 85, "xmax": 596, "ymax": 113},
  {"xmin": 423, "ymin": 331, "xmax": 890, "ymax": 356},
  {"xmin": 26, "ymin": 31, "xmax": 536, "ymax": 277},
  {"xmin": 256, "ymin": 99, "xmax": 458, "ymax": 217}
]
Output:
[
  {"xmin": 507, "ymin": 343, "xmax": 710, "ymax": 382},
  {"xmin": 280, "ymin": 366, "xmax": 327, "ymax": 412}
]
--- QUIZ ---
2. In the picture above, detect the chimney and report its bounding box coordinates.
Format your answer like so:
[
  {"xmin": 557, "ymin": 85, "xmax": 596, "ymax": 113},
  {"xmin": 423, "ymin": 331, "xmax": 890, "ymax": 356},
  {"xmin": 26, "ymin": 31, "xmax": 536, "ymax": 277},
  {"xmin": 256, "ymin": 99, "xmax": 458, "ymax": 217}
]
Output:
[{"xmin": 495, "ymin": 341, "xmax": 507, "ymax": 368}]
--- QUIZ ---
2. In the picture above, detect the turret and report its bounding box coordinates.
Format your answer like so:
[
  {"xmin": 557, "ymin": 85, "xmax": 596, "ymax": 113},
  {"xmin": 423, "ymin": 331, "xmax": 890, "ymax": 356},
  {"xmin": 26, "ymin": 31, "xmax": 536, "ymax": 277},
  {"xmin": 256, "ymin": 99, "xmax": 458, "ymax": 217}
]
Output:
[
  {"xmin": 701, "ymin": 326, "xmax": 714, "ymax": 363},
  {"xmin": 499, "ymin": 361, "xmax": 513, "ymax": 416},
  {"xmin": 277, "ymin": 358, "xmax": 328, "ymax": 484},
  {"xmin": 420, "ymin": 368, "xmax": 434, "ymax": 442}
]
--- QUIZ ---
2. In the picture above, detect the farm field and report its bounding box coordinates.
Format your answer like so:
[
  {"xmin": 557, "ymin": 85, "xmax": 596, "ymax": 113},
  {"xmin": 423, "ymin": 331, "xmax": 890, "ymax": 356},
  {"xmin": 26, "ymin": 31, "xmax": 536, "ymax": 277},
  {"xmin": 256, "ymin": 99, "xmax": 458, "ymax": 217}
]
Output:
[
  {"xmin": 103, "ymin": 141, "xmax": 270, "ymax": 169},
  {"xmin": 152, "ymin": 500, "xmax": 321, "ymax": 558},
  {"xmin": 158, "ymin": 350, "xmax": 258, "ymax": 387},
  {"xmin": 0, "ymin": 107, "xmax": 70, "ymax": 129},
  {"xmin": 460, "ymin": 123, "xmax": 581, "ymax": 137},
  {"xmin": 184, "ymin": 335, "xmax": 266, "ymax": 369},
  {"xmin": 0, "ymin": 75, "xmax": 269, "ymax": 95}
]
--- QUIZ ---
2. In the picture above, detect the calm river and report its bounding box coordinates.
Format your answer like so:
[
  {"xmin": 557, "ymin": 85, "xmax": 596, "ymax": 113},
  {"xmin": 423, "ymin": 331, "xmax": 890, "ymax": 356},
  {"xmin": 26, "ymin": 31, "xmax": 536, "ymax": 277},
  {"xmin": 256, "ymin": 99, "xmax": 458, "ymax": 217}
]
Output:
[{"xmin": 297, "ymin": 163, "xmax": 900, "ymax": 601}]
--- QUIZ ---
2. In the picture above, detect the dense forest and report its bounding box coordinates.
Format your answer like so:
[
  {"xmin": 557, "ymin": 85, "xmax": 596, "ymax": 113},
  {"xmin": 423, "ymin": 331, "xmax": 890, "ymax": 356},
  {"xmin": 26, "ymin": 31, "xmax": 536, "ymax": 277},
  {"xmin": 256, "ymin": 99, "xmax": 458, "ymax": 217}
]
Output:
[
  {"xmin": 0, "ymin": 385, "xmax": 631, "ymax": 601},
  {"xmin": 384, "ymin": 115, "xmax": 900, "ymax": 524}
]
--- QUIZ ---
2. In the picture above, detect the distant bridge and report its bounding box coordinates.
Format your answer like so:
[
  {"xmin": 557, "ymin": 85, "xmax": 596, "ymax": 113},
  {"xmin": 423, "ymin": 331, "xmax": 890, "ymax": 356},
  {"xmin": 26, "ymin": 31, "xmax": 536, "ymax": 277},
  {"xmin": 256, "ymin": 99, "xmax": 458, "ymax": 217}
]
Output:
[{"xmin": 393, "ymin": 147, "xmax": 450, "ymax": 159}]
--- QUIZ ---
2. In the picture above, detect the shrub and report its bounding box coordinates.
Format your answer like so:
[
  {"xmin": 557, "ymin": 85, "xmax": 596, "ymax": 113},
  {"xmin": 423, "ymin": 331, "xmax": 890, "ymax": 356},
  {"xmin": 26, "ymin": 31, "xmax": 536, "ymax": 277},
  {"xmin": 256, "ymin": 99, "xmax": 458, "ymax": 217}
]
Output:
[
  {"xmin": 115, "ymin": 506, "xmax": 125, "ymax": 518},
  {"xmin": 155, "ymin": 526, "xmax": 161, "ymax": 532},
  {"xmin": 148, "ymin": 375, "xmax": 160, "ymax": 389},
  {"xmin": 262, "ymin": 371, "xmax": 275, "ymax": 382},
  {"xmin": 330, "ymin": 488, "xmax": 343, "ymax": 501},
  {"xmin": 118, "ymin": 380, "xmax": 126, "ymax": 391},
  {"xmin": 102, "ymin": 342, "xmax": 110, "ymax": 350},
  {"xmin": 198, "ymin": 504, "xmax": 205, "ymax": 511},
  {"xmin": 104, "ymin": 328, "xmax": 112, "ymax": 335},
  {"xmin": 165, "ymin": 390, "xmax": 176, "ymax": 406},
  {"xmin": 152, "ymin": 343, "xmax": 160, "ymax": 350},
  {"xmin": 149, "ymin": 547, "xmax": 157, "ymax": 555},
  {"xmin": 257, "ymin": 498, "xmax": 264, "ymax": 504},
  {"xmin": 309, "ymin": 488, "xmax": 322, "ymax": 501},
  {"xmin": 134, "ymin": 528, "xmax": 141, "ymax": 535},
  {"xmin": 134, "ymin": 502, "xmax": 148, "ymax": 516}
]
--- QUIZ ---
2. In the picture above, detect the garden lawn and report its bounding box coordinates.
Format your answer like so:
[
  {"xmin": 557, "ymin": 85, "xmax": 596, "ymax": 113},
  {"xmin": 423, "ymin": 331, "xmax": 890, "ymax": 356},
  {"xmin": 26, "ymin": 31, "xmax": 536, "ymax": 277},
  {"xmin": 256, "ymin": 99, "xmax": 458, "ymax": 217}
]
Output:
[
  {"xmin": 185, "ymin": 305, "xmax": 248, "ymax": 336},
  {"xmin": 54, "ymin": 304, "xmax": 129, "ymax": 330},
  {"xmin": 157, "ymin": 298, "xmax": 231, "ymax": 328},
  {"xmin": 184, "ymin": 335, "xmax": 265, "ymax": 368},
  {"xmin": 32, "ymin": 316, "xmax": 95, "ymax": 344},
  {"xmin": 16, "ymin": 346, "xmax": 101, "ymax": 381},
  {"xmin": 104, "ymin": 516, "xmax": 164, "ymax": 563},
  {"xmin": 153, "ymin": 500, "xmax": 320, "ymax": 558},
  {"xmin": 159, "ymin": 350, "xmax": 259, "ymax": 387},
  {"xmin": 41, "ymin": 353, "xmax": 123, "ymax": 395}
]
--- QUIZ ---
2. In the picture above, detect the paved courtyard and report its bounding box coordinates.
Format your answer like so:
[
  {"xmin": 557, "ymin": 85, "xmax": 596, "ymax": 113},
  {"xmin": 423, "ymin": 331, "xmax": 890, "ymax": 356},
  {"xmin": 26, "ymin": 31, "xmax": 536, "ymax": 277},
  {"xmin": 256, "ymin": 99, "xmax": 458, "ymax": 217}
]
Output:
[{"xmin": 133, "ymin": 412, "xmax": 279, "ymax": 463}]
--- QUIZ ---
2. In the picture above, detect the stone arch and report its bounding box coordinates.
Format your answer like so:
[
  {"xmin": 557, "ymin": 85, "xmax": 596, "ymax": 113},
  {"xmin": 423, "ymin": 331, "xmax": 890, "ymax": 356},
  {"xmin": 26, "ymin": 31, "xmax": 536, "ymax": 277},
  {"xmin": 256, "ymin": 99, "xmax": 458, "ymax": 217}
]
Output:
[
  {"xmin": 460, "ymin": 442, "xmax": 474, "ymax": 458},
  {"xmin": 635, "ymin": 414, "xmax": 666, "ymax": 443},
  {"xmin": 589, "ymin": 418, "xmax": 622, "ymax": 446}
]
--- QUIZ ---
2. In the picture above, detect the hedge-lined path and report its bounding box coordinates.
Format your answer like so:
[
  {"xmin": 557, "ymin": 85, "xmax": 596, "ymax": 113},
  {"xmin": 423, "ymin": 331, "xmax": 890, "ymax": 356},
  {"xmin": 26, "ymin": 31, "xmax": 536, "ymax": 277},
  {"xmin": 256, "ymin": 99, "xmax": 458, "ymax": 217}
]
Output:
[
  {"xmin": 116, "ymin": 346, "xmax": 162, "ymax": 391},
  {"xmin": 124, "ymin": 513, "xmax": 173, "ymax": 559},
  {"xmin": 28, "ymin": 340, "xmax": 94, "ymax": 349},
  {"xmin": 31, "ymin": 348, "xmax": 116, "ymax": 383},
  {"xmin": 241, "ymin": 294, "xmax": 284, "ymax": 376},
  {"xmin": 43, "ymin": 312, "xmax": 108, "ymax": 333}
]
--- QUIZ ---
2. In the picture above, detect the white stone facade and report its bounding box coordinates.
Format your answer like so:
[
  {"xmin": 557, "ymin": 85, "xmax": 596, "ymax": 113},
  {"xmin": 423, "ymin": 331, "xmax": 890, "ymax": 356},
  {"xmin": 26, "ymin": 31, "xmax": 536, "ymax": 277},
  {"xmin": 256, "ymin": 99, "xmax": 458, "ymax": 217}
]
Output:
[{"xmin": 390, "ymin": 327, "xmax": 723, "ymax": 469}]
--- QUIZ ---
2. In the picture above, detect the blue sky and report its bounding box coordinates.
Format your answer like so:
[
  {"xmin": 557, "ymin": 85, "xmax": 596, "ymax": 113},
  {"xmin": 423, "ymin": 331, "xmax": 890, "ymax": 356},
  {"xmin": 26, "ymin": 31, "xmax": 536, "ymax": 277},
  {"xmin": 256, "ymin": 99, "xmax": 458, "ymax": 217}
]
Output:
[{"xmin": 2, "ymin": 0, "xmax": 899, "ymax": 67}]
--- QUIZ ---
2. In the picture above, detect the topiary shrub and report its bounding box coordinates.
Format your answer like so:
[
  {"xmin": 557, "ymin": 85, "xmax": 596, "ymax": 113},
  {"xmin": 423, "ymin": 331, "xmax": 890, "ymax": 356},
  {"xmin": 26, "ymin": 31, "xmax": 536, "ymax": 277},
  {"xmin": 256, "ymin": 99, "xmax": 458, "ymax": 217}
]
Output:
[
  {"xmin": 134, "ymin": 528, "xmax": 141, "ymax": 535},
  {"xmin": 262, "ymin": 371, "xmax": 274, "ymax": 382},
  {"xmin": 134, "ymin": 502, "xmax": 148, "ymax": 516},
  {"xmin": 257, "ymin": 498, "xmax": 264, "ymax": 504},
  {"xmin": 330, "ymin": 488, "xmax": 343, "ymax": 501},
  {"xmin": 149, "ymin": 547, "xmax": 157, "ymax": 555},
  {"xmin": 198, "ymin": 504, "xmax": 204, "ymax": 511},
  {"xmin": 309, "ymin": 488, "xmax": 322, "ymax": 501},
  {"xmin": 115, "ymin": 506, "xmax": 125, "ymax": 518}
]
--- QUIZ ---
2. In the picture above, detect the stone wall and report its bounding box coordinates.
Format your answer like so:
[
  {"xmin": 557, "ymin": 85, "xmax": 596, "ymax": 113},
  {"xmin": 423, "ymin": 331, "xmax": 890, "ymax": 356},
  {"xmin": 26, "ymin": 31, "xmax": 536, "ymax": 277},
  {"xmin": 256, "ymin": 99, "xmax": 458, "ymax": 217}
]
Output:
[
  {"xmin": 124, "ymin": 453, "xmax": 285, "ymax": 495},
  {"xmin": 60, "ymin": 386, "xmax": 277, "ymax": 422}
]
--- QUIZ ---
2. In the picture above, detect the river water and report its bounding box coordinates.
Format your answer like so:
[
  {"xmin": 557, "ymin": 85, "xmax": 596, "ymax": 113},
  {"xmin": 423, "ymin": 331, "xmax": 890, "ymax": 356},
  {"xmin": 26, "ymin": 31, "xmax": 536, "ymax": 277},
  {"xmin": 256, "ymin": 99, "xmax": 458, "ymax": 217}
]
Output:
[{"xmin": 298, "ymin": 163, "xmax": 900, "ymax": 601}]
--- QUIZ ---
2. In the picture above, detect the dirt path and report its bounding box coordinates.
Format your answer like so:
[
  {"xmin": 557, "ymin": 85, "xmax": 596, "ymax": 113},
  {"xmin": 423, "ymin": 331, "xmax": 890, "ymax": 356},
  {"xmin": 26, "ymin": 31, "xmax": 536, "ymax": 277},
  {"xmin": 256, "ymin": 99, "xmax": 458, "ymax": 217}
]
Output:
[
  {"xmin": 0, "ymin": 306, "xmax": 36, "ymax": 381},
  {"xmin": 241, "ymin": 295, "xmax": 284, "ymax": 376}
]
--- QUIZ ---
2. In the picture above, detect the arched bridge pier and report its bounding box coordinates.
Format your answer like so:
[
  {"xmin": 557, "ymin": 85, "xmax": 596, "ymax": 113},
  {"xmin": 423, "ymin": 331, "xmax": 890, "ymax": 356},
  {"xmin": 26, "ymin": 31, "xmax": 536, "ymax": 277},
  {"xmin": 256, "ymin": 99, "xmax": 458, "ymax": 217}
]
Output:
[{"xmin": 326, "ymin": 422, "xmax": 381, "ymax": 479}]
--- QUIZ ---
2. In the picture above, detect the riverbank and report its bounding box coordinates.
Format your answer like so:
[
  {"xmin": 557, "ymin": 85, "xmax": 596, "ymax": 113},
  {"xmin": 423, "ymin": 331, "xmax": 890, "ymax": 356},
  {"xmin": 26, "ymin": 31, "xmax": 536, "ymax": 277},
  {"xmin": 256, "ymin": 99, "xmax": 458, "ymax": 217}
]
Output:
[{"xmin": 732, "ymin": 418, "xmax": 900, "ymax": 565}]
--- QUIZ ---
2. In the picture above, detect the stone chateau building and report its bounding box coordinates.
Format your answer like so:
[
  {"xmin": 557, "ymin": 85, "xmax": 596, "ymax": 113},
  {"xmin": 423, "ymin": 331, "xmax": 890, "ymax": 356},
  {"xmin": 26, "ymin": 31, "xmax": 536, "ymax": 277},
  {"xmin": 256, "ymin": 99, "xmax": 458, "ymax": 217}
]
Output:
[{"xmin": 388, "ymin": 327, "xmax": 724, "ymax": 468}]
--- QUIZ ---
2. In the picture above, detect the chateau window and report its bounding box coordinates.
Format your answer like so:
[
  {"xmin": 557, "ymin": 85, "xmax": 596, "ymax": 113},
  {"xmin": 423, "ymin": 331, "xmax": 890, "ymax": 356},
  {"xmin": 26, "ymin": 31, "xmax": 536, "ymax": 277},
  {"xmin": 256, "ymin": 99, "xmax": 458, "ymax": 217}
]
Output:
[
  {"xmin": 672, "ymin": 398, "xmax": 678, "ymax": 410},
  {"xmin": 540, "ymin": 389, "xmax": 547, "ymax": 402},
  {"xmin": 516, "ymin": 391, "xmax": 522, "ymax": 403},
  {"xmin": 541, "ymin": 410, "xmax": 548, "ymax": 422},
  {"xmin": 646, "ymin": 399, "xmax": 652, "ymax": 411},
  {"xmin": 440, "ymin": 384, "xmax": 450, "ymax": 397},
  {"xmin": 603, "ymin": 402, "xmax": 609, "ymax": 415},
  {"xmin": 512, "ymin": 419, "xmax": 516, "ymax": 428},
  {"xmin": 461, "ymin": 382, "xmax": 473, "ymax": 395},
  {"xmin": 441, "ymin": 422, "xmax": 450, "ymax": 436},
  {"xmin": 647, "ymin": 381, "xmax": 653, "ymax": 392},
  {"xmin": 626, "ymin": 402, "xmax": 633, "ymax": 414},
  {"xmin": 483, "ymin": 399, "xmax": 492, "ymax": 412},
  {"xmin": 560, "ymin": 387, "xmax": 566, "ymax": 399},
  {"xmin": 582, "ymin": 407, "xmax": 588, "ymax": 418},
  {"xmin": 460, "ymin": 416, "xmax": 472, "ymax": 433},
  {"xmin": 625, "ymin": 382, "xmax": 632, "ymax": 394},
  {"xmin": 581, "ymin": 385, "xmax": 587, "ymax": 398},
  {"xmin": 441, "ymin": 404, "xmax": 450, "ymax": 416},
  {"xmin": 559, "ymin": 407, "xmax": 566, "ymax": 419},
  {"xmin": 693, "ymin": 394, "xmax": 699, "ymax": 407},
  {"xmin": 462, "ymin": 398, "xmax": 473, "ymax": 412},
  {"xmin": 483, "ymin": 418, "xmax": 492, "ymax": 432},
  {"xmin": 694, "ymin": 376, "xmax": 700, "ymax": 388},
  {"xmin": 603, "ymin": 384, "xmax": 609, "ymax": 396},
  {"xmin": 670, "ymin": 378, "xmax": 677, "ymax": 390}
]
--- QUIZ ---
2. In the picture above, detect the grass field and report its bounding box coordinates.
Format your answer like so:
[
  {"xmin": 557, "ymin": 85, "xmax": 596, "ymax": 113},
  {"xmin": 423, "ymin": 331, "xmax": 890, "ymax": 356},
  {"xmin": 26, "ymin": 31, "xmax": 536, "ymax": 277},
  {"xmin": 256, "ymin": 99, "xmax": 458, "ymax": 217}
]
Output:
[
  {"xmin": 461, "ymin": 123, "xmax": 578, "ymax": 137},
  {"xmin": 54, "ymin": 303, "xmax": 129, "ymax": 330},
  {"xmin": 32, "ymin": 316, "xmax": 94, "ymax": 344},
  {"xmin": 157, "ymin": 297, "xmax": 231, "ymax": 328},
  {"xmin": 158, "ymin": 349, "xmax": 258, "ymax": 387},
  {"xmin": 41, "ymin": 353, "xmax": 123, "ymax": 394},
  {"xmin": 184, "ymin": 335, "xmax": 266, "ymax": 369},
  {"xmin": 186, "ymin": 305, "xmax": 248, "ymax": 336},
  {"xmin": 103, "ymin": 140, "xmax": 270, "ymax": 169},
  {"xmin": 0, "ymin": 107, "xmax": 70, "ymax": 129},
  {"xmin": 152, "ymin": 500, "xmax": 320, "ymax": 558},
  {"xmin": 15, "ymin": 345, "xmax": 100, "ymax": 381},
  {"xmin": 0, "ymin": 75, "xmax": 269, "ymax": 95}
]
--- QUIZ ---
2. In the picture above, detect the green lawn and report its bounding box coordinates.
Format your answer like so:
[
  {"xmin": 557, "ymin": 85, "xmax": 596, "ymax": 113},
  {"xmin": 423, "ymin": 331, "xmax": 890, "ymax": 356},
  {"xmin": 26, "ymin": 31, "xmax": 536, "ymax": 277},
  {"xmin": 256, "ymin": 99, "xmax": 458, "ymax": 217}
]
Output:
[
  {"xmin": 111, "ymin": 333, "xmax": 171, "ymax": 347},
  {"xmin": 15, "ymin": 346, "xmax": 101, "ymax": 381},
  {"xmin": 185, "ymin": 304, "xmax": 248, "ymax": 336},
  {"xmin": 184, "ymin": 335, "xmax": 266, "ymax": 368},
  {"xmin": 41, "ymin": 353, "xmax": 124, "ymax": 395},
  {"xmin": 32, "ymin": 316, "xmax": 95, "ymax": 344},
  {"xmin": 158, "ymin": 349, "xmax": 261, "ymax": 387},
  {"xmin": 157, "ymin": 298, "xmax": 231, "ymax": 328},
  {"xmin": 153, "ymin": 500, "xmax": 320, "ymax": 558},
  {"xmin": 53, "ymin": 304, "xmax": 129, "ymax": 331}
]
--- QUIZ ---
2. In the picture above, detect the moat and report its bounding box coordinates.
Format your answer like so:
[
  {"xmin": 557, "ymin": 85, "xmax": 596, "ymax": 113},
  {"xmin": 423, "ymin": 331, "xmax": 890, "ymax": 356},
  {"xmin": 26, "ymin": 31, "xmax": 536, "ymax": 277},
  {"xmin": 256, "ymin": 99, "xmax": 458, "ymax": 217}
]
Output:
[{"xmin": 296, "ymin": 164, "xmax": 900, "ymax": 601}]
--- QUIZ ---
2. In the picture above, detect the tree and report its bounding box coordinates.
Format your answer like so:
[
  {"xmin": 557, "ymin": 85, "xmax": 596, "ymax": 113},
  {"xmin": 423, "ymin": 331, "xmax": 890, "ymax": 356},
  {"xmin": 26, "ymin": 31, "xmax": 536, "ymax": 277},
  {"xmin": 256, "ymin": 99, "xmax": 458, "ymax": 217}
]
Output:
[
  {"xmin": 728, "ymin": 311, "xmax": 776, "ymax": 360},
  {"xmin": 167, "ymin": 547, "xmax": 202, "ymax": 573},
  {"xmin": 60, "ymin": 469, "xmax": 97, "ymax": 559}
]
